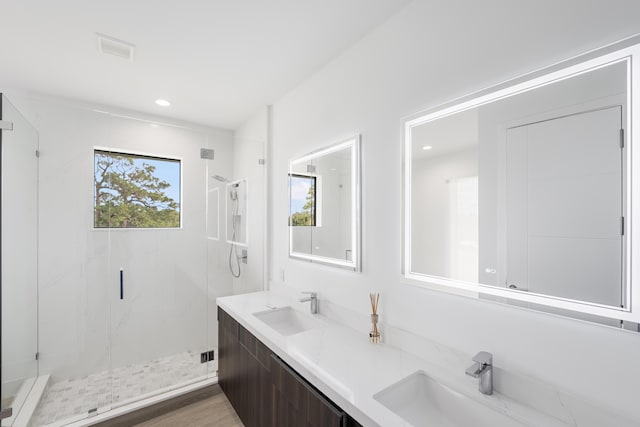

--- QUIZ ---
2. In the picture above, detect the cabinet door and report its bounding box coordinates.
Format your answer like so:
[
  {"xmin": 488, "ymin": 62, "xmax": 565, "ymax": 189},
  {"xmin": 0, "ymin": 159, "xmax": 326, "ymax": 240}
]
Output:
[
  {"xmin": 218, "ymin": 308, "xmax": 273, "ymax": 427},
  {"xmin": 255, "ymin": 339, "xmax": 274, "ymax": 426},
  {"xmin": 218, "ymin": 308, "xmax": 242, "ymax": 416},
  {"xmin": 271, "ymin": 355, "xmax": 345, "ymax": 427}
]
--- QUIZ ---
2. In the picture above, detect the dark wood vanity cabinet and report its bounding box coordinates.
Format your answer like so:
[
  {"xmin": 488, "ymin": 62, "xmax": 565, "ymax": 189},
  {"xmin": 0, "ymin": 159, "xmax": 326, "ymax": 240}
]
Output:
[
  {"xmin": 218, "ymin": 307, "xmax": 273, "ymax": 426},
  {"xmin": 218, "ymin": 307, "xmax": 361, "ymax": 427},
  {"xmin": 271, "ymin": 353, "xmax": 346, "ymax": 427}
]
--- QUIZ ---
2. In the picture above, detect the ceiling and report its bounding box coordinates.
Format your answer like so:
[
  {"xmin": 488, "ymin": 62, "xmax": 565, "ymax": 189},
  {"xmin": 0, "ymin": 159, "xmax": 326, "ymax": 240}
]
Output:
[
  {"xmin": 0, "ymin": 0, "xmax": 410, "ymax": 130},
  {"xmin": 412, "ymin": 108, "xmax": 478, "ymax": 161}
]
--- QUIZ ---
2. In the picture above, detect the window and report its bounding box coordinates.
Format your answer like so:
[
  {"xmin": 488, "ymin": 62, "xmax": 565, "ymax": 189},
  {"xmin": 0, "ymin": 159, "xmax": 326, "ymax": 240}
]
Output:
[
  {"xmin": 94, "ymin": 150, "xmax": 181, "ymax": 228},
  {"xmin": 288, "ymin": 174, "xmax": 317, "ymax": 226}
]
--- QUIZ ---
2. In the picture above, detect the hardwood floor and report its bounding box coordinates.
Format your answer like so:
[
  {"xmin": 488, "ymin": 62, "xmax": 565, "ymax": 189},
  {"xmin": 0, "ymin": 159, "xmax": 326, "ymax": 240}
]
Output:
[
  {"xmin": 134, "ymin": 391, "xmax": 243, "ymax": 427},
  {"xmin": 93, "ymin": 385, "xmax": 243, "ymax": 427}
]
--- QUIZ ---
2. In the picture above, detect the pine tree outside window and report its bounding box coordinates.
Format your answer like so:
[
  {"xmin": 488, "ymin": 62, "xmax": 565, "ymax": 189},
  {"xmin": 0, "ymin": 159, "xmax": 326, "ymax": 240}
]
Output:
[
  {"xmin": 94, "ymin": 150, "xmax": 181, "ymax": 228},
  {"xmin": 288, "ymin": 174, "xmax": 317, "ymax": 227}
]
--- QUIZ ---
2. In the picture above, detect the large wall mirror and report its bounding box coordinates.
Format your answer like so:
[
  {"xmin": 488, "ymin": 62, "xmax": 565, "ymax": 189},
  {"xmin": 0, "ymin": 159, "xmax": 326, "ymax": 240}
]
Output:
[
  {"xmin": 405, "ymin": 40, "xmax": 640, "ymax": 326},
  {"xmin": 289, "ymin": 136, "xmax": 361, "ymax": 271}
]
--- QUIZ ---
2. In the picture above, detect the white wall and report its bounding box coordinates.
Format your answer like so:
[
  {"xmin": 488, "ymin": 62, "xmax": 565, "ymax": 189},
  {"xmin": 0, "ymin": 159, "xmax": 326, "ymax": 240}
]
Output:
[
  {"xmin": 412, "ymin": 147, "xmax": 477, "ymax": 278},
  {"xmin": 311, "ymin": 153, "xmax": 352, "ymax": 260},
  {"xmin": 231, "ymin": 107, "xmax": 268, "ymax": 294},
  {"xmin": 4, "ymin": 92, "xmax": 233, "ymax": 382},
  {"xmin": 264, "ymin": 0, "xmax": 640, "ymax": 420}
]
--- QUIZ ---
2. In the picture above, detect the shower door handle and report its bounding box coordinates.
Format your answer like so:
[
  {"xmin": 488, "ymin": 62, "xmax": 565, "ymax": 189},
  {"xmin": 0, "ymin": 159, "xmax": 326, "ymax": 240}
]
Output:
[{"xmin": 120, "ymin": 269, "xmax": 124, "ymax": 300}]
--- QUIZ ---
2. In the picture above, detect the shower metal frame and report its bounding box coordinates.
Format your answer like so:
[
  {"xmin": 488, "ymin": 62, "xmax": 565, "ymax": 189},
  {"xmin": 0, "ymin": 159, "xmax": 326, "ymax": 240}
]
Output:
[{"xmin": 0, "ymin": 94, "xmax": 12, "ymax": 421}]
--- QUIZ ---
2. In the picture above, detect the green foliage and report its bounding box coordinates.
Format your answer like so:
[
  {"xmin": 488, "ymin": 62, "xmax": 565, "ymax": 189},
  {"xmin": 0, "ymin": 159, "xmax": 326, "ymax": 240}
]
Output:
[
  {"xmin": 289, "ymin": 180, "xmax": 315, "ymax": 226},
  {"xmin": 290, "ymin": 211, "xmax": 312, "ymax": 226},
  {"xmin": 302, "ymin": 182, "xmax": 315, "ymax": 213},
  {"xmin": 94, "ymin": 152, "xmax": 180, "ymax": 228}
]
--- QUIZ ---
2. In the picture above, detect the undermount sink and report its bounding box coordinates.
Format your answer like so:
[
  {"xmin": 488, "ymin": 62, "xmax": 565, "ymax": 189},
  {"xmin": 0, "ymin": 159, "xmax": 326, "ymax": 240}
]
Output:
[
  {"xmin": 374, "ymin": 371, "xmax": 525, "ymax": 427},
  {"xmin": 253, "ymin": 306, "xmax": 320, "ymax": 336}
]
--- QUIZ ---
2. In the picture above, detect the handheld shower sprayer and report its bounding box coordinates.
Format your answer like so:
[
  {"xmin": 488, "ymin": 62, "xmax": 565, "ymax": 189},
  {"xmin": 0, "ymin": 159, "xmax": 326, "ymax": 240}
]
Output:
[{"xmin": 212, "ymin": 174, "xmax": 242, "ymax": 278}]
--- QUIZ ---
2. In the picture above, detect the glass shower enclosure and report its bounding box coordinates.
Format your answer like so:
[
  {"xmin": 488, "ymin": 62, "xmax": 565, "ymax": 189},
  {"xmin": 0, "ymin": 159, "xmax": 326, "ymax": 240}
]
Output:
[
  {"xmin": 0, "ymin": 95, "xmax": 265, "ymax": 426},
  {"xmin": 0, "ymin": 94, "xmax": 39, "ymax": 425}
]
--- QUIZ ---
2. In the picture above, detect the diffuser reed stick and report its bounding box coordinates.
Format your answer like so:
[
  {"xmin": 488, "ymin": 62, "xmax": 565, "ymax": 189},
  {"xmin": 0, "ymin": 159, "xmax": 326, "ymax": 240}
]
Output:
[{"xmin": 369, "ymin": 292, "xmax": 381, "ymax": 343}]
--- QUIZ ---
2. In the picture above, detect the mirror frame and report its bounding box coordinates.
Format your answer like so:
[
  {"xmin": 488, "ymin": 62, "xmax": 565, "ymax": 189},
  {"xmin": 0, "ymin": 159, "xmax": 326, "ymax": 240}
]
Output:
[
  {"xmin": 289, "ymin": 135, "xmax": 361, "ymax": 271},
  {"xmin": 403, "ymin": 39, "xmax": 640, "ymax": 322}
]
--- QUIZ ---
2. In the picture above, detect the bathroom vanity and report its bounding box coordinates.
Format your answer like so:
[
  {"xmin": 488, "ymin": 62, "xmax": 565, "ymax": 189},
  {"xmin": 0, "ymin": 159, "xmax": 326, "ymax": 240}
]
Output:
[
  {"xmin": 217, "ymin": 291, "xmax": 639, "ymax": 427},
  {"xmin": 218, "ymin": 306, "xmax": 362, "ymax": 426}
]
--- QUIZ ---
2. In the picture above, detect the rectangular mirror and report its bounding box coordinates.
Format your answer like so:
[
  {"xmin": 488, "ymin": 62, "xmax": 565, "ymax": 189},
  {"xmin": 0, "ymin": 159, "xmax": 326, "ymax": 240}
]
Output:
[
  {"xmin": 289, "ymin": 136, "xmax": 361, "ymax": 270},
  {"xmin": 405, "ymin": 41, "xmax": 640, "ymax": 325}
]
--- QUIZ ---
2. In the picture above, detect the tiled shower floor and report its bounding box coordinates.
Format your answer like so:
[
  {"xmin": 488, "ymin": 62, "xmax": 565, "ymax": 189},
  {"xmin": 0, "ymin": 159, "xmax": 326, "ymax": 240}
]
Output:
[{"xmin": 31, "ymin": 351, "xmax": 216, "ymax": 426}]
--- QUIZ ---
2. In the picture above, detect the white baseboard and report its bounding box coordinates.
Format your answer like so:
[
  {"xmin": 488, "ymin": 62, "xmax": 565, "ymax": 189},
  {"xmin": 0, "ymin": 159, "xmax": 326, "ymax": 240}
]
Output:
[{"xmin": 5, "ymin": 374, "xmax": 50, "ymax": 427}]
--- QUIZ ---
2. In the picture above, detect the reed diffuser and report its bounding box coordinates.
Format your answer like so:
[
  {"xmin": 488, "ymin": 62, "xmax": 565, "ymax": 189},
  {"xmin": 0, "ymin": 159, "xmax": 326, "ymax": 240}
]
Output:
[{"xmin": 369, "ymin": 292, "xmax": 381, "ymax": 343}]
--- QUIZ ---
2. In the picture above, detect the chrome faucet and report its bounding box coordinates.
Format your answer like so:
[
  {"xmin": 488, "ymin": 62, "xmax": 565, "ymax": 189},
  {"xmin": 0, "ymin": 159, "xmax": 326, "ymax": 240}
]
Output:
[
  {"xmin": 465, "ymin": 351, "xmax": 493, "ymax": 395},
  {"xmin": 299, "ymin": 291, "xmax": 318, "ymax": 314}
]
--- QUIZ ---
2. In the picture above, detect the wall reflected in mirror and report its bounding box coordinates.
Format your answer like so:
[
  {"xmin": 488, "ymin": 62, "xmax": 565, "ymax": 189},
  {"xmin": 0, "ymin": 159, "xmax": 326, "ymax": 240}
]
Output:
[
  {"xmin": 408, "ymin": 59, "xmax": 632, "ymax": 326},
  {"xmin": 289, "ymin": 137, "xmax": 360, "ymax": 270}
]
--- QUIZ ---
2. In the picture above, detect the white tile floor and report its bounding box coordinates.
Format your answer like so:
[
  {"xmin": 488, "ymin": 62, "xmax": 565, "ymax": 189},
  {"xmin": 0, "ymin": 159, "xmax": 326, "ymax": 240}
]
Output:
[{"xmin": 30, "ymin": 351, "xmax": 215, "ymax": 426}]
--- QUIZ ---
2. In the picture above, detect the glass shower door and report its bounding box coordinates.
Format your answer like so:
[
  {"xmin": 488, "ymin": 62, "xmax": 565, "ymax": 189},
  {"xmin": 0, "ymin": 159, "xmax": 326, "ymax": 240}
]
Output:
[
  {"xmin": 106, "ymin": 118, "xmax": 210, "ymax": 408},
  {"xmin": 1, "ymin": 95, "xmax": 39, "ymax": 425}
]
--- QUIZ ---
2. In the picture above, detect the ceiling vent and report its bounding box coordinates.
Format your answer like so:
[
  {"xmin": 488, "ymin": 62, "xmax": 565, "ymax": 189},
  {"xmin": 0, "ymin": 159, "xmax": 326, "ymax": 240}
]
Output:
[{"xmin": 96, "ymin": 33, "xmax": 135, "ymax": 61}]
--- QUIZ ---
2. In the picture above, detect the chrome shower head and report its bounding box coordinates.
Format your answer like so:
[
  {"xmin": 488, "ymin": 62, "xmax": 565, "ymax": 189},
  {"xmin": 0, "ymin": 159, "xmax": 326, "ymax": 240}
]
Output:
[
  {"xmin": 213, "ymin": 174, "xmax": 240, "ymax": 188},
  {"xmin": 212, "ymin": 174, "xmax": 230, "ymax": 183}
]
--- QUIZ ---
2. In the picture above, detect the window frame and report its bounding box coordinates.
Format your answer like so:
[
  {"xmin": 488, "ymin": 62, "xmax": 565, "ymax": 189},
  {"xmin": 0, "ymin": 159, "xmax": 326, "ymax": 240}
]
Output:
[
  {"xmin": 288, "ymin": 173, "xmax": 319, "ymax": 227},
  {"xmin": 92, "ymin": 147, "xmax": 184, "ymax": 231}
]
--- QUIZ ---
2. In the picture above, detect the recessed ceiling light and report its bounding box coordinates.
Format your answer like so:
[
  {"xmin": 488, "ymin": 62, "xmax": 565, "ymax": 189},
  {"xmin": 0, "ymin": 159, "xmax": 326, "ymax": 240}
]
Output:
[
  {"xmin": 422, "ymin": 145, "xmax": 432, "ymax": 150},
  {"xmin": 155, "ymin": 99, "xmax": 171, "ymax": 107}
]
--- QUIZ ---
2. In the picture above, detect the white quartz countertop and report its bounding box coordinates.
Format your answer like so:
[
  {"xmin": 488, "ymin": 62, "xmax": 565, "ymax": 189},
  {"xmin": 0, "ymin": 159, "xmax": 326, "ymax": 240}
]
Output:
[{"xmin": 217, "ymin": 291, "xmax": 638, "ymax": 427}]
